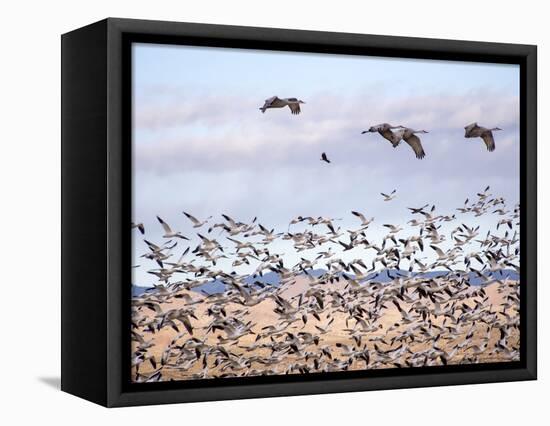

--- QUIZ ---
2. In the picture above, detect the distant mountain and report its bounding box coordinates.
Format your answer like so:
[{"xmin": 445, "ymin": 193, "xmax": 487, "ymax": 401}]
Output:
[
  {"xmin": 132, "ymin": 268, "xmax": 519, "ymax": 297},
  {"xmin": 132, "ymin": 285, "xmax": 150, "ymax": 297},
  {"xmin": 365, "ymin": 269, "xmax": 519, "ymax": 285},
  {"xmin": 131, "ymin": 270, "xmax": 283, "ymax": 297},
  {"xmin": 196, "ymin": 270, "xmax": 282, "ymax": 295}
]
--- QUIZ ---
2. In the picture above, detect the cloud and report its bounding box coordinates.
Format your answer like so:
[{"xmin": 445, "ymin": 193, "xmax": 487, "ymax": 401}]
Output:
[
  {"xmin": 133, "ymin": 89, "xmax": 519, "ymax": 178},
  {"xmin": 134, "ymin": 93, "xmax": 259, "ymax": 130}
]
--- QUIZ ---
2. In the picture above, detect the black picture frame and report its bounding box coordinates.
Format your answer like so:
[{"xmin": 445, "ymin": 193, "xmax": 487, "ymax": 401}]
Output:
[{"xmin": 61, "ymin": 17, "xmax": 537, "ymax": 407}]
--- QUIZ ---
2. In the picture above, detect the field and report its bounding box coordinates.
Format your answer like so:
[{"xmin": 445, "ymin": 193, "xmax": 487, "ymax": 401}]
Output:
[{"xmin": 131, "ymin": 275, "xmax": 520, "ymax": 382}]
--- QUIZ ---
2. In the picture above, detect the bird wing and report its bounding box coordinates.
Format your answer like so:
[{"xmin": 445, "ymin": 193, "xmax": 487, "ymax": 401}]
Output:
[
  {"xmin": 403, "ymin": 134, "xmax": 426, "ymax": 159},
  {"xmin": 144, "ymin": 239, "xmax": 160, "ymax": 251},
  {"xmin": 133, "ymin": 222, "xmax": 145, "ymax": 234},
  {"xmin": 180, "ymin": 316, "xmax": 194, "ymax": 335},
  {"xmin": 183, "ymin": 211, "xmax": 199, "ymax": 225},
  {"xmin": 480, "ymin": 132, "xmax": 496, "ymax": 152},
  {"xmin": 263, "ymin": 96, "xmax": 278, "ymax": 106},
  {"xmin": 157, "ymin": 216, "xmax": 172, "ymax": 234},
  {"xmin": 222, "ymin": 214, "xmax": 237, "ymax": 227},
  {"xmin": 431, "ymin": 245, "xmax": 445, "ymax": 257},
  {"xmin": 351, "ymin": 211, "xmax": 366, "ymax": 222},
  {"xmin": 380, "ymin": 129, "xmax": 399, "ymax": 146},
  {"xmin": 288, "ymin": 103, "xmax": 301, "ymax": 115}
]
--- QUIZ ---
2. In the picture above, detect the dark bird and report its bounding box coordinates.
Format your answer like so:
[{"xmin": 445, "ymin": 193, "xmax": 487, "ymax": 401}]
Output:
[{"xmin": 320, "ymin": 152, "xmax": 331, "ymax": 163}]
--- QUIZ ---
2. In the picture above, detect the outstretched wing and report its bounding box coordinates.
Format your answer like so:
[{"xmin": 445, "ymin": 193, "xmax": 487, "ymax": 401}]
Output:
[
  {"xmin": 351, "ymin": 211, "xmax": 366, "ymax": 222},
  {"xmin": 260, "ymin": 96, "xmax": 280, "ymax": 113},
  {"xmin": 183, "ymin": 211, "xmax": 199, "ymax": 225},
  {"xmin": 431, "ymin": 245, "xmax": 445, "ymax": 257},
  {"xmin": 222, "ymin": 214, "xmax": 237, "ymax": 227},
  {"xmin": 380, "ymin": 129, "xmax": 400, "ymax": 146},
  {"xmin": 263, "ymin": 96, "xmax": 278, "ymax": 106},
  {"xmin": 288, "ymin": 103, "xmax": 301, "ymax": 115},
  {"xmin": 156, "ymin": 216, "xmax": 172, "ymax": 234},
  {"xmin": 480, "ymin": 132, "xmax": 496, "ymax": 152},
  {"xmin": 403, "ymin": 134, "xmax": 426, "ymax": 159}
]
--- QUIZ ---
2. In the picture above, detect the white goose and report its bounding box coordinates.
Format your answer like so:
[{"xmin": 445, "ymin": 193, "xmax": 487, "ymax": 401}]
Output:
[
  {"xmin": 156, "ymin": 216, "xmax": 189, "ymax": 240},
  {"xmin": 381, "ymin": 189, "xmax": 397, "ymax": 201},
  {"xmin": 182, "ymin": 211, "xmax": 212, "ymax": 228}
]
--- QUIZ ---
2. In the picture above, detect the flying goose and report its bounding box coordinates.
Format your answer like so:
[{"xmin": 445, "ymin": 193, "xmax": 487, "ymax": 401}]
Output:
[
  {"xmin": 394, "ymin": 127, "xmax": 428, "ymax": 159},
  {"xmin": 383, "ymin": 224, "xmax": 403, "ymax": 234},
  {"xmin": 464, "ymin": 123, "xmax": 501, "ymax": 152},
  {"xmin": 132, "ymin": 222, "xmax": 145, "ymax": 234},
  {"xmin": 351, "ymin": 211, "xmax": 374, "ymax": 227},
  {"xmin": 259, "ymin": 96, "xmax": 305, "ymax": 115},
  {"xmin": 156, "ymin": 216, "xmax": 189, "ymax": 240},
  {"xmin": 182, "ymin": 211, "xmax": 212, "ymax": 228},
  {"xmin": 381, "ymin": 189, "xmax": 397, "ymax": 201}
]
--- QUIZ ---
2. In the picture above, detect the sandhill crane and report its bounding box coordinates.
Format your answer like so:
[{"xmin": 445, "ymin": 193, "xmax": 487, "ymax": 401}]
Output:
[
  {"xmin": 259, "ymin": 96, "xmax": 305, "ymax": 115},
  {"xmin": 361, "ymin": 123, "xmax": 401, "ymax": 146},
  {"xmin": 394, "ymin": 127, "xmax": 428, "ymax": 159},
  {"xmin": 320, "ymin": 152, "xmax": 331, "ymax": 163},
  {"xmin": 464, "ymin": 123, "xmax": 501, "ymax": 152}
]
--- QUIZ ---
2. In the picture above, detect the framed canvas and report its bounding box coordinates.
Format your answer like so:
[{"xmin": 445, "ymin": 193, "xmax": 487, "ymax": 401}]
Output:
[{"xmin": 61, "ymin": 18, "xmax": 537, "ymax": 407}]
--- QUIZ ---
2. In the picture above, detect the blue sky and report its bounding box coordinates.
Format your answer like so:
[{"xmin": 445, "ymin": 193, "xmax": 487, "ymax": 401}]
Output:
[
  {"xmin": 131, "ymin": 42, "xmax": 520, "ymax": 287},
  {"xmin": 133, "ymin": 43, "xmax": 518, "ymax": 98}
]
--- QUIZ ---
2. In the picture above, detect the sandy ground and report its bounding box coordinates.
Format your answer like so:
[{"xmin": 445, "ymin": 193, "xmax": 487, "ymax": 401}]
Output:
[{"xmin": 131, "ymin": 277, "xmax": 520, "ymax": 382}]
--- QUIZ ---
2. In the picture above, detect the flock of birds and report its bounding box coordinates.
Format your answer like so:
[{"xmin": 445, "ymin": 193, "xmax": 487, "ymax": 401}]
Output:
[
  {"xmin": 131, "ymin": 187, "xmax": 520, "ymax": 382},
  {"xmin": 259, "ymin": 96, "xmax": 502, "ymax": 160}
]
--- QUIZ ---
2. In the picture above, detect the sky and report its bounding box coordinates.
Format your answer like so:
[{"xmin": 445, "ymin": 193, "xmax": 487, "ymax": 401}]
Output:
[{"xmin": 131, "ymin": 42, "xmax": 520, "ymax": 287}]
